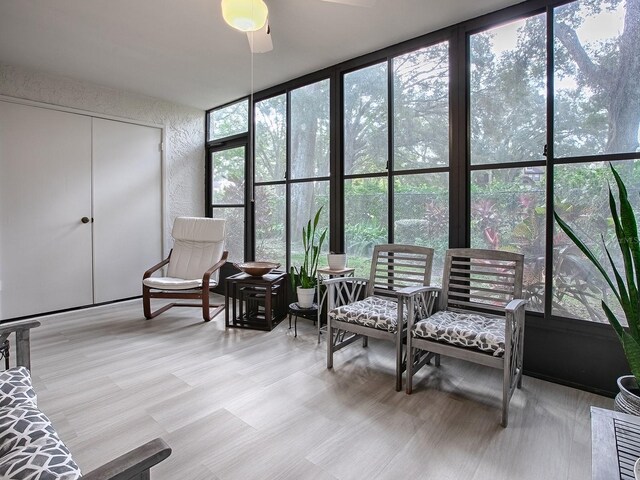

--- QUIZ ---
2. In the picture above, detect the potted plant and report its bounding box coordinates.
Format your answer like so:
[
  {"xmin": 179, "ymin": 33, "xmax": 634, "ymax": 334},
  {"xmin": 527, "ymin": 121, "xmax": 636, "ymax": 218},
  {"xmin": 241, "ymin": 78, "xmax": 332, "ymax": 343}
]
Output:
[
  {"xmin": 327, "ymin": 251, "xmax": 347, "ymax": 270},
  {"xmin": 554, "ymin": 163, "xmax": 640, "ymax": 415},
  {"xmin": 290, "ymin": 207, "xmax": 327, "ymax": 308}
]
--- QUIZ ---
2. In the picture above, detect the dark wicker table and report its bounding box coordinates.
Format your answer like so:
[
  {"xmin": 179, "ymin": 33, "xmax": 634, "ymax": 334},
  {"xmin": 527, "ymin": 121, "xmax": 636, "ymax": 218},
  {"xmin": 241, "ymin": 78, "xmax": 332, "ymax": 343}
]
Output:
[{"xmin": 225, "ymin": 271, "xmax": 287, "ymax": 331}]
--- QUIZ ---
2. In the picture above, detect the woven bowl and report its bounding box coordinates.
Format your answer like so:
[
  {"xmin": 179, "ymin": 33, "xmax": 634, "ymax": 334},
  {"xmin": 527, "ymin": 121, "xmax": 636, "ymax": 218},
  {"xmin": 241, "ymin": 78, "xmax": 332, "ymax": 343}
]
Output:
[{"xmin": 234, "ymin": 261, "xmax": 280, "ymax": 277}]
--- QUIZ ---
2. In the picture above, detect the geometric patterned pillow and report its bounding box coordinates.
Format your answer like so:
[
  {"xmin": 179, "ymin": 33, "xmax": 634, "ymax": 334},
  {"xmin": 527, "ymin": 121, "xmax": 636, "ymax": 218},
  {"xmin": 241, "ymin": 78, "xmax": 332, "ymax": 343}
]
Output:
[
  {"xmin": 0, "ymin": 404, "xmax": 81, "ymax": 479},
  {"xmin": 412, "ymin": 310, "xmax": 506, "ymax": 356},
  {"xmin": 0, "ymin": 367, "xmax": 37, "ymax": 409}
]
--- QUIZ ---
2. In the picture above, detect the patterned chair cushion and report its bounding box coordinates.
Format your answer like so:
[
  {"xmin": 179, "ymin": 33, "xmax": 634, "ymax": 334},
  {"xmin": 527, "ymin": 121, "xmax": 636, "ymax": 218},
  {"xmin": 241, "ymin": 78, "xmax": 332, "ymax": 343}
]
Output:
[
  {"xmin": 329, "ymin": 296, "xmax": 404, "ymax": 333},
  {"xmin": 0, "ymin": 367, "xmax": 37, "ymax": 409},
  {"xmin": 412, "ymin": 310, "xmax": 506, "ymax": 356},
  {"xmin": 0, "ymin": 404, "xmax": 82, "ymax": 479}
]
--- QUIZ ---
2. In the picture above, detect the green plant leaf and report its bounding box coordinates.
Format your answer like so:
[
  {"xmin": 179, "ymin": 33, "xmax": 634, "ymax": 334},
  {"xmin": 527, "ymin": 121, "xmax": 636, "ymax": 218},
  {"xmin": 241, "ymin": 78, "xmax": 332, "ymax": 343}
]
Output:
[
  {"xmin": 610, "ymin": 163, "xmax": 640, "ymax": 337},
  {"xmin": 554, "ymin": 210, "xmax": 621, "ymax": 305},
  {"xmin": 603, "ymin": 236, "xmax": 632, "ymax": 322},
  {"xmin": 604, "ymin": 302, "xmax": 640, "ymax": 384}
]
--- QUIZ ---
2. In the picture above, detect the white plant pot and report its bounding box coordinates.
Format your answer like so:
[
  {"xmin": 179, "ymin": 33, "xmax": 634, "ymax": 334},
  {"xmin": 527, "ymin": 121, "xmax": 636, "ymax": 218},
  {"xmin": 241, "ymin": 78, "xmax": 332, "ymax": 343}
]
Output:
[
  {"xmin": 327, "ymin": 253, "xmax": 347, "ymax": 270},
  {"xmin": 296, "ymin": 287, "xmax": 315, "ymax": 308}
]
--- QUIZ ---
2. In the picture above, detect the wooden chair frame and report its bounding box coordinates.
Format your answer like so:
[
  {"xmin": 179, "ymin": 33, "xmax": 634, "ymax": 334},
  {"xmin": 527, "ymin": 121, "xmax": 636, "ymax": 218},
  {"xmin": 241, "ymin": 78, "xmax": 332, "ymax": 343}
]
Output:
[
  {"xmin": 143, "ymin": 249, "xmax": 229, "ymax": 322},
  {"xmin": 405, "ymin": 248, "xmax": 526, "ymax": 427},
  {"xmin": 0, "ymin": 320, "xmax": 172, "ymax": 479},
  {"xmin": 326, "ymin": 244, "xmax": 436, "ymax": 391}
]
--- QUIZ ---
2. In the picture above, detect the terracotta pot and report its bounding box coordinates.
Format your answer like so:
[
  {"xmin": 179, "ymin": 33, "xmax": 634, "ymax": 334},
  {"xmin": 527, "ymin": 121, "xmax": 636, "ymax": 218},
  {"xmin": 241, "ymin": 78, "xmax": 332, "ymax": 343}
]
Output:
[
  {"xmin": 615, "ymin": 375, "xmax": 640, "ymax": 416},
  {"xmin": 296, "ymin": 287, "xmax": 315, "ymax": 308}
]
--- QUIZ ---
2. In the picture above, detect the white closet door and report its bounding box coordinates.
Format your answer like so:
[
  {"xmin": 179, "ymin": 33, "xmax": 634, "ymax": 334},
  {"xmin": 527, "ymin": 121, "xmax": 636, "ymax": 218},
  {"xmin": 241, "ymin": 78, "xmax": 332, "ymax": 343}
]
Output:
[
  {"xmin": 0, "ymin": 101, "xmax": 94, "ymax": 319},
  {"xmin": 92, "ymin": 118, "xmax": 162, "ymax": 303}
]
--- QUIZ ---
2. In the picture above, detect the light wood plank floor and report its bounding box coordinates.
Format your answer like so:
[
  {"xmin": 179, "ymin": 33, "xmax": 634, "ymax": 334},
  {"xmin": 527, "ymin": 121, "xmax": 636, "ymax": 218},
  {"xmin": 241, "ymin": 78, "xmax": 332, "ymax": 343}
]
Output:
[{"xmin": 27, "ymin": 298, "xmax": 612, "ymax": 480}]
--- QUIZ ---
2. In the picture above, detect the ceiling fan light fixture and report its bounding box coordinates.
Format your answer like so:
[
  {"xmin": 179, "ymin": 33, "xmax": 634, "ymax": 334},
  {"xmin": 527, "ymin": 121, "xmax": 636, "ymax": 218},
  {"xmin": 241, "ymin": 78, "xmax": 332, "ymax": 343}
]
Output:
[{"xmin": 221, "ymin": 0, "xmax": 269, "ymax": 32}]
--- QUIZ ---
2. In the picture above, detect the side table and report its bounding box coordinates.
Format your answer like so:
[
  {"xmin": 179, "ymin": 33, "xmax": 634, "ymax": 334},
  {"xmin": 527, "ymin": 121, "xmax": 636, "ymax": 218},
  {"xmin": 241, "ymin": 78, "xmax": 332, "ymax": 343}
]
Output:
[
  {"xmin": 316, "ymin": 267, "xmax": 355, "ymax": 343},
  {"xmin": 288, "ymin": 303, "xmax": 318, "ymax": 337},
  {"xmin": 225, "ymin": 271, "xmax": 287, "ymax": 331}
]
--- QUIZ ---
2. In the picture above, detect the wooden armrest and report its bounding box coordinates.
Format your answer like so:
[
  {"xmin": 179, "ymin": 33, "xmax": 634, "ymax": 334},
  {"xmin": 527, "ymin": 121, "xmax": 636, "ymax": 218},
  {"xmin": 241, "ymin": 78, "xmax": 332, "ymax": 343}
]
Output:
[
  {"xmin": 505, "ymin": 299, "xmax": 527, "ymax": 313},
  {"xmin": 82, "ymin": 437, "xmax": 171, "ymax": 480},
  {"xmin": 143, "ymin": 253, "xmax": 171, "ymax": 280},
  {"xmin": 203, "ymin": 251, "xmax": 229, "ymax": 287},
  {"xmin": 0, "ymin": 319, "xmax": 41, "ymax": 336},
  {"xmin": 0, "ymin": 319, "xmax": 41, "ymax": 370},
  {"xmin": 396, "ymin": 286, "xmax": 440, "ymax": 298}
]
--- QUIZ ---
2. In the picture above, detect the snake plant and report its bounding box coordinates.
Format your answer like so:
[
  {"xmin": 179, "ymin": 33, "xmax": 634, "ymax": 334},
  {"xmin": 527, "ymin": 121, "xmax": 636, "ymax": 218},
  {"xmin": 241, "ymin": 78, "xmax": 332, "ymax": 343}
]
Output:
[
  {"xmin": 554, "ymin": 163, "xmax": 640, "ymax": 385},
  {"xmin": 290, "ymin": 206, "xmax": 327, "ymax": 290}
]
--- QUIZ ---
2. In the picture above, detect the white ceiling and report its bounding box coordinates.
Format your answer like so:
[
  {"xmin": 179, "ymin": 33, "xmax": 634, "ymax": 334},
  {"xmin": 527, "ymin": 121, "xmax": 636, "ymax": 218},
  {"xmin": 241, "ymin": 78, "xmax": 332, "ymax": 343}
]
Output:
[{"xmin": 0, "ymin": 0, "xmax": 522, "ymax": 110}]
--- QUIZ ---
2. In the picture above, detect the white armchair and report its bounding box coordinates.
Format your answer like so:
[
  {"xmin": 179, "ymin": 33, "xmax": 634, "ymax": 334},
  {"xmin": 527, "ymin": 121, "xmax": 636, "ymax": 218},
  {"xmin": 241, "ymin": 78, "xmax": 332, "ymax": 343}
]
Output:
[{"xmin": 143, "ymin": 217, "xmax": 228, "ymax": 322}]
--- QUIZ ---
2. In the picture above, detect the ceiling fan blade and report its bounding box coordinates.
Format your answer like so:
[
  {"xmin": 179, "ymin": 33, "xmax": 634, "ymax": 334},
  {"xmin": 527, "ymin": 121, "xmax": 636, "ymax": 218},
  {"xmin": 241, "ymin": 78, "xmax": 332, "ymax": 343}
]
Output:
[
  {"xmin": 247, "ymin": 23, "xmax": 273, "ymax": 53},
  {"xmin": 320, "ymin": 0, "xmax": 377, "ymax": 6}
]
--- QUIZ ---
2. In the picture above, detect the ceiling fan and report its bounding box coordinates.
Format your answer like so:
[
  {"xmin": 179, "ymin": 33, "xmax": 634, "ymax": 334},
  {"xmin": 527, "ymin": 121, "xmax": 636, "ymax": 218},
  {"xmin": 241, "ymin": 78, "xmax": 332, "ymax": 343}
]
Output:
[{"xmin": 221, "ymin": 0, "xmax": 377, "ymax": 54}]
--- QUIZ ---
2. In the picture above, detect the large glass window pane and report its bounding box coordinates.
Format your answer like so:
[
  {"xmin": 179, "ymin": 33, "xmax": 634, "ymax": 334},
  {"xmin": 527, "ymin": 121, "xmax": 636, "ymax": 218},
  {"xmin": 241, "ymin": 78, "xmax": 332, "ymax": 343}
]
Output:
[
  {"xmin": 394, "ymin": 173, "xmax": 449, "ymax": 285},
  {"xmin": 470, "ymin": 167, "xmax": 546, "ymax": 311},
  {"xmin": 393, "ymin": 42, "xmax": 449, "ymax": 170},
  {"xmin": 211, "ymin": 207, "xmax": 244, "ymax": 263},
  {"xmin": 554, "ymin": 1, "xmax": 640, "ymax": 157},
  {"xmin": 344, "ymin": 63, "xmax": 388, "ymax": 175},
  {"xmin": 290, "ymin": 181, "xmax": 330, "ymax": 269},
  {"xmin": 553, "ymin": 160, "xmax": 640, "ymax": 323},
  {"xmin": 291, "ymin": 80, "xmax": 330, "ymax": 179},
  {"xmin": 208, "ymin": 99, "xmax": 248, "ymax": 141},
  {"xmin": 255, "ymin": 184, "xmax": 286, "ymax": 268},
  {"xmin": 255, "ymin": 95, "xmax": 286, "ymax": 182},
  {"xmin": 211, "ymin": 147, "xmax": 244, "ymax": 205},
  {"xmin": 344, "ymin": 177, "xmax": 388, "ymax": 277},
  {"xmin": 470, "ymin": 15, "xmax": 546, "ymax": 165}
]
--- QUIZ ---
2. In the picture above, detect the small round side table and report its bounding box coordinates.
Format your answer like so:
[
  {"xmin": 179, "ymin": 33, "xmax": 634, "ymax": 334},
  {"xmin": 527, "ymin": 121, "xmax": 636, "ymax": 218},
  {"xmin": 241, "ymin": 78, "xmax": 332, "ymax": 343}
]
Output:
[{"xmin": 288, "ymin": 302, "xmax": 318, "ymax": 337}]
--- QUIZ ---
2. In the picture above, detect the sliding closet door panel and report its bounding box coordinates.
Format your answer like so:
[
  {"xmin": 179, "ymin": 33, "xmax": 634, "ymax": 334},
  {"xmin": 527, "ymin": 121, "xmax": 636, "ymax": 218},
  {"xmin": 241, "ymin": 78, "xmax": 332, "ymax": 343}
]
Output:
[
  {"xmin": 0, "ymin": 101, "xmax": 93, "ymax": 319},
  {"xmin": 92, "ymin": 118, "xmax": 162, "ymax": 303}
]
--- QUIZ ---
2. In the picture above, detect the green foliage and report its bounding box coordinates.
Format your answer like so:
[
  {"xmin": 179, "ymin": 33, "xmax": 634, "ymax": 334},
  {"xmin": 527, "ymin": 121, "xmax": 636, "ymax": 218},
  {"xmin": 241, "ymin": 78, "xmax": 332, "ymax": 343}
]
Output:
[
  {"xmin": 554, "ymin": 163, "xmax": 640, "ymax": 383},
  {"xmin": 290, "ymin": 207, "xmax": 327, "ymax": 290}
]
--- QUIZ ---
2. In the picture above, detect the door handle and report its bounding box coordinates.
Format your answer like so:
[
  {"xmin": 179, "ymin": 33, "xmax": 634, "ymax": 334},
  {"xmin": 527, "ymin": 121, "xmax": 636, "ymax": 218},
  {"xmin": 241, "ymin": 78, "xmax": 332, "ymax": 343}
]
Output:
[{"xmin": 81, "ymin": 217, "xmax": 90, "ymax": 224}]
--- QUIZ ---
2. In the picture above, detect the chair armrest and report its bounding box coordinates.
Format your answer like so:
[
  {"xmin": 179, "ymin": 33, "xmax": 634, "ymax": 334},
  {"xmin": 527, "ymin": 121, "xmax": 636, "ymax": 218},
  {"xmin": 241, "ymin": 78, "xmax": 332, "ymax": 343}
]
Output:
[
  {"xmin": 82, "ymin": 437, "xmax": 171, "ymax": 480},
  {"xmin": 203, "ymin": 251, "xmax": 229, "ymax": 288},
  {"xmin": 143, "ymin": 255, "xmax": 171, "ymax": 280},
  {"xmin": 396, "ymin": 285, "xmax": 441, "ymax": 298},
  {"xmin": 0, "ymin": 319, "xmax": 41, "ymax": 370},
  {"xmin": 505, "ymin": 299, "xmax": 528, "ymax": 313}
]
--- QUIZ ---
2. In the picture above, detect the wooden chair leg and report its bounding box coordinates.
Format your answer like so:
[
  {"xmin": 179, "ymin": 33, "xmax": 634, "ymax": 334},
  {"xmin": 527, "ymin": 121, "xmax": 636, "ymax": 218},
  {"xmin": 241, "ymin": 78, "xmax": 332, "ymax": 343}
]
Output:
[
  {"xmin": 406, "ymin": 337, "xmax": 414, "ymax": 394},
  {"xmin": 502, "ymin": 357, "xmax": 511, "ymax": 428},
  {"xmin": 395, "ymin": 330, "xmax": 403, "ymax": 392},
  {"xmin": 202, "ymin": 288, "xmax": 211, "ymax": 322},
  {"xmin": 143, "ymin": 286, "xmax": 153, "ymax": 319},
  {"xmin": 327, "ymin": 319, "xmax": 334, "ymax": 369}
]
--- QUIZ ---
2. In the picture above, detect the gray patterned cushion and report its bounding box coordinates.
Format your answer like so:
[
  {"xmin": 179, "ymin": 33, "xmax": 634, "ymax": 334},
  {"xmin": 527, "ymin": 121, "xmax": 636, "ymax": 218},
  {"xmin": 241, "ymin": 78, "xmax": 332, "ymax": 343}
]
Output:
[
  {"xmin": 412, "ymin": 310, "xmax": 506, "ymax": 356},
  {"xmin": 0, "ymin": 367, "xmax": 37, "ymax": 409},
  {"xmin": 0, "ymin": 368, "xmax": 82, "ymax": 479},
  {"xmin": 329, "ymin": 296, "xmax": 404, "ymax": 333}
]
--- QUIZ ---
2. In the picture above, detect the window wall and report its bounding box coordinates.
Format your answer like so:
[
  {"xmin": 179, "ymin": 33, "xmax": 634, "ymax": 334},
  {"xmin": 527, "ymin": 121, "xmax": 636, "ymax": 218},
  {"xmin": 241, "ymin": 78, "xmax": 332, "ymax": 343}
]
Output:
[
  {"xmin": 254, "ymin": 79, "xmax": 330, "ymax": 270},
  {"xmin": 207, "ymin": 0, "xmax": 640, "ymax": 328}
]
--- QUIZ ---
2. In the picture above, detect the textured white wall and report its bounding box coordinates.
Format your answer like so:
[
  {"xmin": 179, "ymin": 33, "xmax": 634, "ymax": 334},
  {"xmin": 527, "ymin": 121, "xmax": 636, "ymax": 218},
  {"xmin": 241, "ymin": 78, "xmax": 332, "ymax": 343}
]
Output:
[{"xmin": 0, "ymin": 63, "xmax": 205, "ymax": 242}]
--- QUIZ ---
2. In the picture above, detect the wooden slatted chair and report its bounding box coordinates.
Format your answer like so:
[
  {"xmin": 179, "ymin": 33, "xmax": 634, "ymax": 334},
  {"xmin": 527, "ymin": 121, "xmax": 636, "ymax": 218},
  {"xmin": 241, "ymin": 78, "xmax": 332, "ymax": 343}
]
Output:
[
  {"xmin": 326, "ymin": 244, "xmax": 436, "ymax": 391},
  {"xmin": 142, "ymin": 217, "xmax": 228, "ymax": 322},
  {"xmin": 405, "ymin": 248, "xmax": 526, "ymax": 427}
]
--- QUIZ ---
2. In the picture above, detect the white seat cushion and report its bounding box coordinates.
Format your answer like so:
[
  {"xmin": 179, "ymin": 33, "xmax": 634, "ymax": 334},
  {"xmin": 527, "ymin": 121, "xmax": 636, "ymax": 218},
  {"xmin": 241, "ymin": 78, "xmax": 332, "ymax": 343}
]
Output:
[
  {"xmin": 412, "ymin": 310, "xmax": 506, "ymax": 356},
  {"xmin": 329, "ymin": 296, "xmax": 404, "ymax": 333},
  {"xmin": 143, "ymin": 276, "xmax": 214, "ymax": 290}
]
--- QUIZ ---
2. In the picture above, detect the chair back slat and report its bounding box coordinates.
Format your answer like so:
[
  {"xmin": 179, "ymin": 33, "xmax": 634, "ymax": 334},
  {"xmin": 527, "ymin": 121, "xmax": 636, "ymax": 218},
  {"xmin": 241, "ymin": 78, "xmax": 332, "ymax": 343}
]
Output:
[
  {"xmin": 367, "ymin": 244, "xmax": 434, "ymax": 298},
  {"xmin": 441, "ymin": 248, "xmax": 524, "ymax": 315}
]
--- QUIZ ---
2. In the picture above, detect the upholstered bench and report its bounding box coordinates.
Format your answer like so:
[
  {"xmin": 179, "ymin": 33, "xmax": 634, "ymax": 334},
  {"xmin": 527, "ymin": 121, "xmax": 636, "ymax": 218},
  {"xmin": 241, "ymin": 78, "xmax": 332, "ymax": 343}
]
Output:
[{"xmin": 0, "ymin": 319, "xmax": 171, "ymax": 479}]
